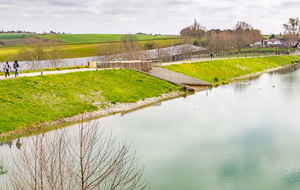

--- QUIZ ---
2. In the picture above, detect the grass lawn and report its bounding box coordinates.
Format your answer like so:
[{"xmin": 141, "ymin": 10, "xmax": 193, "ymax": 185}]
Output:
[
  {"xmin": 0, "ymin": 69, "xmax": 181, "ymax": 134},
  {"xmin": 163, "ymin": 55, "xmax": 300, "ymax": 85}
]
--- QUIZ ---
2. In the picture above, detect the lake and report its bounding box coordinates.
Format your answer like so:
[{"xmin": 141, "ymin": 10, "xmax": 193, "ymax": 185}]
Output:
[{"xmin": 1, "ymin": 64, "xmax": 299, "ymax": 189}]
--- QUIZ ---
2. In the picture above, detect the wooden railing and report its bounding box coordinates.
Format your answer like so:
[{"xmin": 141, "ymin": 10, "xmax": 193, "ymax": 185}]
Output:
[{"xmin": 88, "ymin": 61, "xmax": 152, "ymax": 72}]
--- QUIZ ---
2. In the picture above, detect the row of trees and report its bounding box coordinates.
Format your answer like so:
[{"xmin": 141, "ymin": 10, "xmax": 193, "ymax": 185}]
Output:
[
  {"xmin": 282, "ymin": 17, "xmax": 300, "ymax": 48},
  {"xmin": 180, "ymin": 19, "xmax": 263, "ymax": 54},
  {"xmin": 180, "ymin": 18, "xmax": 300, "ymax": 55},
  {"xmin": 7, "ymin": 36, "xmax": 68, "ymax": 69},
  {"xmin": 5, "ymin": 18, "xmax": 300, "ymax": 67}
]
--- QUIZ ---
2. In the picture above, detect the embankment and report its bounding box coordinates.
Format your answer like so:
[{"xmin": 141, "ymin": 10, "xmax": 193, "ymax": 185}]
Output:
[
  {"xmin": 0, "ymin": 69, "xmax": 181, "ymax": 136},
  {"xmin": 163, "ymin": 55, "xmax": 300, "ymax": 86}
]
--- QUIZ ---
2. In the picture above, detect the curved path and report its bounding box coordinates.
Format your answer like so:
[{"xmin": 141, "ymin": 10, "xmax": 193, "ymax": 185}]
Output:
[
  {"xmin": 0, "ymin": 68, "xmax": 97, "ymax": 80},
  {"xmin": 2, "ymin": 49, "xmax": 299, "ymax": 81}
]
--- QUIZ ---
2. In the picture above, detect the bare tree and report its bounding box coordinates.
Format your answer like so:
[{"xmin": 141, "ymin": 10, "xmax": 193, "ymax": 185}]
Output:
[
  {"xmin": 232, "ymin": 21, "xmax": 253, "ymax": 53},
  {"xmin": 283, "ymin": 17, "xmax": 300, "ymax": 35},
  {"xmin": 119, "ymin": 34, "xmax": 143, "ymax": 60},
  {"xmin": 180, "ymin": 19, "xmax": 206, "ymax": 39},
  {"xmin": 180, "ymin": 19, "xmax": 206, "ymax": 46},
  {"xmin": 46, "ymin": 35, "xmax": 69, "ymax": 68},
  {"xmin": 17, "ymin": 37, "xmax": 47, "ymax": 69},
  {"xmin": 282, "ymin": 17, "xmax": 300, "ymax": 49},
  {"xmin": 283, "ymin": 33, "xmax": 298, "ymax": 49},
  {"xmin": 208, "ymin": 30, "xmax": 235, "ymax": 56},
  {"xmin": 96, "ymin": 41, "xmax": 121, "ymax": 62},
  {"xmin": 6, "ymin": 121, "xmax": 148, "ymax": 190}
]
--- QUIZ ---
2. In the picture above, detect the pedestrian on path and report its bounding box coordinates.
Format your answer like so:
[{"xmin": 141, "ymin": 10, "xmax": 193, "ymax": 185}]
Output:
[
  {"xmin": 13, "ymin": 60, "xmax": 20, "ymax": 77},
  {"xmin": 210, "ymin": 52, "xmax": 213, "ymax": 59},
  {"xmin": 3, "ymin": 62, "xmax": 10, "ymax": 77}
]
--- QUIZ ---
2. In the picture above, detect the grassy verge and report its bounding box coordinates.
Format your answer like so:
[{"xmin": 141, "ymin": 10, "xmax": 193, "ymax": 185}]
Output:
[
  {"xmin": 0, "ymin": 69, "xmax": 181, "ymax": 134},
  {"xmin": 163, "ymin": 55, "xmax": 300, "ymax": 86}
]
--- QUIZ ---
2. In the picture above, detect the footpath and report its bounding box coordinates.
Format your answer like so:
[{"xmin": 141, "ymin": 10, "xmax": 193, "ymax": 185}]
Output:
[
  {"xmin": 0, "ymin": 68, "xmax": 97, "ymax": 80},
  {"xmin": 1, "ymin": 49, "xmax": 299, "ymax": 81}
]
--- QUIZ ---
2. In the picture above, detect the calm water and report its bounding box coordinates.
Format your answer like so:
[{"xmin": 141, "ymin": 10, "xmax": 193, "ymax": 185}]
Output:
[{"xmin": 1, "ymin": 65, "xmax": 300, "ymax": 189}]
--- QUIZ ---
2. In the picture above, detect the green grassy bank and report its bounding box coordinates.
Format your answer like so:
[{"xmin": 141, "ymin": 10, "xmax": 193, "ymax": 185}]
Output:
[
  {"xmin": 163, "ymin": 55, "xmax": 300, "ymax": 86},
  {"xmin": 0, "ymin": 69, "xmax": 181, "ymax": 134}
]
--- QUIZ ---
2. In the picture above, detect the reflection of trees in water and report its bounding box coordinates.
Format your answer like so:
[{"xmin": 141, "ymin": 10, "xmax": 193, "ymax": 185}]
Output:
[
  {"xmin": 270, "ymin": 65, "xmax": 299, "ymax": 97},
  {"xmin": 0, "ymin": 157, "xmax": 7, "ymax": 176},
  {"xmin": 16, "ymin": 139, "xmax": 22, "ymax": 150},
  {"xmin": 233, "ymin": 80, "xmax": 252, "ymax": 94},
  {"xmin": 3, "ymin": 121, "xmax": 148, "ymax": 190},
  {"xmin": 269, "ymin": 65, "xmax": 298, "ymax": 76}
]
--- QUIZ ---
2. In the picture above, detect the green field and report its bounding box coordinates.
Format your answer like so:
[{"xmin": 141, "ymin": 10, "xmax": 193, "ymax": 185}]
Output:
[
  {"xmin": 40, "ymin": 34, "xmax": 179, "ymax": 44},
  {"xmin": 0, "ymin": 33, "xmax": 34, "ymax": 39},
  {"xmin": 0, "ymin": 38, "xmax": 182, "ymax": 61},
  {"xmin": 0, "ymin": 69, "xmax": 181, "ymax": 134},
  {"xmin": 164, "ymin": 55, "xmax": 300, "ymax": 86}
]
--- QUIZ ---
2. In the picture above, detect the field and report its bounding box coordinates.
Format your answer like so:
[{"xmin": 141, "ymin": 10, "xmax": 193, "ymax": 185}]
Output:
[
  {"xmin": 0, "ymin": 33, "xmax": 34, "ymax": 40},
  {"xmin": 0, "ymin": 69, "xmax": 181, "ymax": 134},
  {"xmin": 0, "ymin": 34, "xmax": 180, "ymax": 61},
  {"xmin": 40, "ymin": 34, "xmax": 179, "ymax": 44},
  {"xmin": 164, "ymin": 55, "xmax": 300, "ymax": 85}
]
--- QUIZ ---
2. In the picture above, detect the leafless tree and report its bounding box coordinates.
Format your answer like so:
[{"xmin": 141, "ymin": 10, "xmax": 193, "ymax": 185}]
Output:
[
  {"xmin": 17, "ymin": 37, "xmax": 47, "ymax": 69},
  {"xmin": 231, "ymin": 21, "xmax": 262, "ymax": 53},
  {"xmin": 283, "ymin": 33, "xmax": 298, "ymax": 48},
  {"xmin": 232, "ymin": 21, "xmax": 253, "ymax": 53},
  {"xmin": 208, "ymin": 30, "xmax": 235, "ymax": 56},
  {"xmin": 119, "ymin": 34, "xmax": 144, "ymax": 60},
  {"xmin": 283, "ymin": 17, "xmax": 300, "ymax": 35},
  {"xmin": 180, "ymin": 19, "xmax": 206, "ymax": 39},
  {"xmin": 96, "ymin": 41, "xmax": 120, "ymax": 62},
  {"xmin": 5, "ymin": 121, "xmax": 148, "ymax": 190},
  {"xmin": 46, "ymin": 35, "xmax": 69, "ymax": 68},
  {"xmin": 180, "ymin": 19, "xmax": 206, "ymax": 47},
  {"xmin": 282, "ymin": 17, "xmax": 300, "ymax": 49}
]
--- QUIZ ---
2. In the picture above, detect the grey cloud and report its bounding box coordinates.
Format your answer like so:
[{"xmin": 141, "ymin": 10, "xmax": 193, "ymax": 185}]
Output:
[{"xmin": 0, "ymin": 0, "xmax": 298, "ymax": 35}]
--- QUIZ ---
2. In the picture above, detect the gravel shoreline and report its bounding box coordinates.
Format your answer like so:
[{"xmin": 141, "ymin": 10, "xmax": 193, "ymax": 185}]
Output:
[
  {"xmin": 229, "ymin": 63, "xmax": 299, "ymax": 81},
  {"xmin": 51, "ymin": 91, "xmax": 184, "ymax": 125}
]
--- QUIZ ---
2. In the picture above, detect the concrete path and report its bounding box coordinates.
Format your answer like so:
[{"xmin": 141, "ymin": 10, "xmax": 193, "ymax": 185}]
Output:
[
  {"xmin": 294, "ymin": 48, "xmax": 300, "ymax": 54},
  {"xmin": 0, "ymin": 68, "xmax": 97, "ymax": 80},
  {"xmin": 146, "ymin": 67, "xmax": 212, "ymax": 86}
]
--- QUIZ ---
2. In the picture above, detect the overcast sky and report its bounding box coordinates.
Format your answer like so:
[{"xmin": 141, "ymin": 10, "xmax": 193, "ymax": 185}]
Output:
[{"xmin": 1, "ymin": 0, "xmax": 299, "ymax": 35}]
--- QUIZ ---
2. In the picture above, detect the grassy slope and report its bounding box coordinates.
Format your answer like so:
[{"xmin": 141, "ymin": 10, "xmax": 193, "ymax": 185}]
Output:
[
  {"xmin": 0, "ymin": 69, "xmax": 180, "ymax": 133},
  {"xmin": 163, "ymin": 55, "xmax": 300, "ymax": 85},
  {"xmin": 40, "ymin": 34, "xmax": 179, "ymax": 44}
]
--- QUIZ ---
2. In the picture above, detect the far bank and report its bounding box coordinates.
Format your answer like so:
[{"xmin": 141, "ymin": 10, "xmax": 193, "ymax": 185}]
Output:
[{"xmin": 163, "ymin": 55, "xmax": 300, "ymax": 86}]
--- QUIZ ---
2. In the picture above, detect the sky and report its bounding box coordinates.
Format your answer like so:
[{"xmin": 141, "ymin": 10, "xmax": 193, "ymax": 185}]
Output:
[{"xmin": 0, "ymin": 0, "xmax": 299, "ymax": 35}]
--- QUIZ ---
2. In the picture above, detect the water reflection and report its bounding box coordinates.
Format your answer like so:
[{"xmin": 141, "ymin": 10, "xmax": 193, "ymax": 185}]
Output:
[{"xmin": 0, "ymin": 64, "xmax": 299, "ymax": 189}]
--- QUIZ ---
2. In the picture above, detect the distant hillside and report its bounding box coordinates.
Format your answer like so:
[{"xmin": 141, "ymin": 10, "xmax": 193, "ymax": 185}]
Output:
[
  {"xmin": 0, "ymin": 33, "xmax": 34, "ymax": 40},
  {"xmin": 39, "ymin": 34, "xmax": 178, "ymax": 44}
]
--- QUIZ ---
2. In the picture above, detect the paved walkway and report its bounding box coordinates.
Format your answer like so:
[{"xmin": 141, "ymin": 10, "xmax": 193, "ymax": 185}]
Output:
[
  {"xmin": 0, "ymin": 68, "xmax": 97, "ymax": 80},
  {"xmin": 146, "ymin": 67, "xmax": 212, "ymax": 86},
  {"xmin": 2, "ymin": 49, "xmax": 299, "ymax": 81},
  {"xmin": 161, "ymin": 49, "xmax": 300, "ymax": 66}
]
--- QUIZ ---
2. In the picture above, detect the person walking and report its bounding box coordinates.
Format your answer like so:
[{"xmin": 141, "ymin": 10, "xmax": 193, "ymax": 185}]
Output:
[
  {"xmin": 210, "ymin": 52, "xmax": 213, "ymax": 59},
  {"xmin": 13, "ymin": 60, "xmax": 19, "ymax": 77},
  {"xmin": 3, "ymin": 62, "xmax": 10, "ymax": 77}
]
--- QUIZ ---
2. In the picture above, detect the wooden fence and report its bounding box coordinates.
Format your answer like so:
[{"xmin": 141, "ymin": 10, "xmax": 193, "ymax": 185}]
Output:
[{"xmin": 89, "ymin": 61, "xmax": 152, "ymax": 72}]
